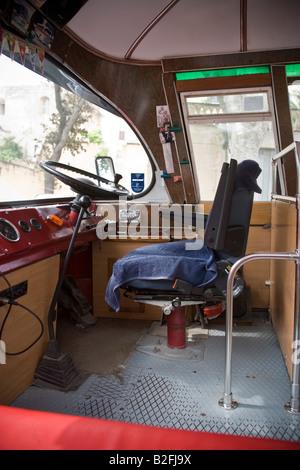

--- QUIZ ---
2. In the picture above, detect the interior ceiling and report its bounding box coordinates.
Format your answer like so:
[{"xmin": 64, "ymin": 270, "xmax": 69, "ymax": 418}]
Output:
[{"xmin": 66, "ymin": 0, "xmax": 300, "ymax": 63}]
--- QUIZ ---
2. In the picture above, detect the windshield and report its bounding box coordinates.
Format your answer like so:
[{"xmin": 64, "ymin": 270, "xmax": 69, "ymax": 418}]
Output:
[{"xmin": 0, "ymin": 53, "xmax": 153, "ymax": 203}]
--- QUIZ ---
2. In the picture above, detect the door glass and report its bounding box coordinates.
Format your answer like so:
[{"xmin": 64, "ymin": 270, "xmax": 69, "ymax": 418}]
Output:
[
  {"xmin": 288, "ymin": 81, "xmax": 300, "ymax": 141},
  {"xmin": 186, "ymin": 92, "xmax": 270, "ymax": 116},
  {"xmin": 182, "ymin": 89, "xmax": 278, "ymax": 201}
]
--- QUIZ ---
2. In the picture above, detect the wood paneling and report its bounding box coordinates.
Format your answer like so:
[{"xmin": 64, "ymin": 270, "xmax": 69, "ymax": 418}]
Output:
[
  {"xmin": 176, "ymin": 74, "xmax": 272, "ymax": 93},
  {"xmin": 270, "ymin": 199, "xmax": 297, "ymax": 378},
  {"xmin": 92, "ymin": 240, "xmax": 162, "ymax": 320},
  {"xmin": 162, "ymin": 48, "xmax": 300, "ymax": 73},
  {"xmin": 202, "ymin": 201, "xmax": 271, "ymax": 226},
  {"xmin": 0, "ymin": 255, "xmax": 60, "ymax": 405},
  {"xmin": 244, "ymin": 226, "xmax": 271, "ymax": 308}
]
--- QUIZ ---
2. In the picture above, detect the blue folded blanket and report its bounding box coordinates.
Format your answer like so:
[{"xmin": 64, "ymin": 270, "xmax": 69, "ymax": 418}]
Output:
[{"xmin": 105, "ymin": 240, "xmax": 218, "ymax": 311}]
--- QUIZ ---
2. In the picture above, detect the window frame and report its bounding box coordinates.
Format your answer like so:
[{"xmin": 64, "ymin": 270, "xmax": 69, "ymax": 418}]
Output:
[{"xmin": 180, "ymin": 86, "xmax": 279, "ymax": 201}]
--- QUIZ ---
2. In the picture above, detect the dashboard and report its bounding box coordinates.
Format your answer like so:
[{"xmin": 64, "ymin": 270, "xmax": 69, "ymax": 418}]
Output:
[{"xmin": 0, "ymin": 203, "xmax": 100, "ymax": 274}]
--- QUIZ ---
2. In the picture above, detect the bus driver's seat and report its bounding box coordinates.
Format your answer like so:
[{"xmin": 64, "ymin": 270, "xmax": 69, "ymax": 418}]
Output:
[{"xmin": 105, "ymin": 159, "xmax": 262, "ymax": 350}]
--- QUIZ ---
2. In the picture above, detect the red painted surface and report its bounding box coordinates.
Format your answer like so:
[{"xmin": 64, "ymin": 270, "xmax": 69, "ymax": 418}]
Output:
[
  {"xmin": 167, "ymin": 307, "xmax": 186, "ymax": 349},
  {"xmin": 0, "ymin": 406, "xmax": 299, "ymax": 450},
  {"xmin": 65, "ymin": 244, "xmax": 94, "ymax": 304},
  {"xmin": 0, "ymin": 203, "xmax": 100, "ymax": 274}
]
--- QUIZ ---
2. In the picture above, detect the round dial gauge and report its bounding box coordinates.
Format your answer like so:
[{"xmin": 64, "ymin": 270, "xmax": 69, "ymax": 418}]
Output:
[
  {"xmin": 30, "ymin": 218, "xmax": 42, "ymax": 230},
  {"xmin": 0, "ymin": 218, "xmax": 20, "ymax": 242},
  {"xmin": 18, "ymin": 220, "xmax": 31, "ymax": 233}
]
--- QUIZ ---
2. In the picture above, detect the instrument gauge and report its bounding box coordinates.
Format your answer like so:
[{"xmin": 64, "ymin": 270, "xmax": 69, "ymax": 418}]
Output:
[
  {"xmin": 30, "ymin": 218, "xmax": 42, "ymax": 230},
  {"xmin": 18, "ymin": 220, "xmax": 31, "ymax": 233},
  {"xmin": 0, "ymin": 218, "xmax": 20, "ymax": 242}
]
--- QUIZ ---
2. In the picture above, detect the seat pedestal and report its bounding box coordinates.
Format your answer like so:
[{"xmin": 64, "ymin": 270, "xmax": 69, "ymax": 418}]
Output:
[{"xmin": 167, "ymin": 306, "xmax": 186, "ymax": 349}]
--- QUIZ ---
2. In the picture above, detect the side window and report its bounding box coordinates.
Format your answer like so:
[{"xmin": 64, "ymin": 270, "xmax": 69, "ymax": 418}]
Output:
[
  {"xmin": 288, "ymin": 81, "xmax": 300, "ymax": 142},
  {"xmin": 181, "ymin": 88, "xmax": 278, "ymax": 201},
  {"xmin": 0, "ymin": 54, "xmax": 153, "ymax": 202},
  {"xmin": 0, "ymin": 98, "xmax": 5, "ymax": 115},
  {"xmin": 40, "ymin": 96, "xmax": 50, "ymax": 115}
]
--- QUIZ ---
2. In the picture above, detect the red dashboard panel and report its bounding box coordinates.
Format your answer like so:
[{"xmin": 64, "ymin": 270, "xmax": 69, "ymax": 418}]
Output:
[{"xmin": 0, "ymin": 203, "xmax": 100, "ymax": 274}]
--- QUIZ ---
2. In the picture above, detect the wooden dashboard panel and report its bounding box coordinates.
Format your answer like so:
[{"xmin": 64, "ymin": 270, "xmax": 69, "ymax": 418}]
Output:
[
  {"xmin": 0, "ymin": 255, "xmax": 59, "ymax": 405},
  {"xmin": 270, "ymin": 199, "xmax": 297, "ymax": 379}
]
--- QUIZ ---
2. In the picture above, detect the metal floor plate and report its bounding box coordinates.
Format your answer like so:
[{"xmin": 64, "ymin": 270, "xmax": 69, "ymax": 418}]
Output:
[{"xmin": 11, "ymin": 314, "xmax": 300, "ymax": 442}]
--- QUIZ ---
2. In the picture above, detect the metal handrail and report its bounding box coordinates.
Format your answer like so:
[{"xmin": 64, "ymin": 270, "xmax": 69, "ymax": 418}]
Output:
[
  {"xmin": 272, "ymin": 141, "xmax": 300, "ymax": 196},
  {"xmin": 219, "ymin": 142, "xmax": 300, "ymax": 414}
]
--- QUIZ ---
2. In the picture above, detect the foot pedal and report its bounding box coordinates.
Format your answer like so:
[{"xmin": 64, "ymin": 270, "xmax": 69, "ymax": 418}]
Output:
[{"xmin": 59, "ymin": 275, "xmax": 97, "ymax": 327}]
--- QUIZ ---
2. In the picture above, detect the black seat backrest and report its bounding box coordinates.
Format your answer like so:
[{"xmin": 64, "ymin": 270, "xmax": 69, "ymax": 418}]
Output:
[
  {"xmin": 215, "ymin": 188, "xmax": 254, "ymax": 263},
  {"xmin": 204, "ymin": 159, "xmax": 237, "ymax": 251},
  {"xmin": 204, "ymin": 158, "xmax": 255, "ymax": 264}
]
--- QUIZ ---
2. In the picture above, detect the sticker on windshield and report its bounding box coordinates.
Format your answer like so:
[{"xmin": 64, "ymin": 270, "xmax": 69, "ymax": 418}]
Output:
[{"xmin": 131, "ymin": 173, "xmax": 144, "ymax": 193}]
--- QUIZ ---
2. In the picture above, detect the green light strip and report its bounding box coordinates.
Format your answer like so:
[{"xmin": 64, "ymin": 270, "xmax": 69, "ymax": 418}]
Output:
[
  {"xmin": 286, "ymin": 64, "xmax": 300, "ymax": 77},
  {"xmin": 176, "ymin": 66, "xmax": 270, "ymax": 81}
]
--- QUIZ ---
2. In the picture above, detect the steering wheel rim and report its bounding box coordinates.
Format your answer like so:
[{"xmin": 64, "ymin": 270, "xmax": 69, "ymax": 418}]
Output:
[{"xmin": 40, "ymin": 160, "xmax": 132, "ymax": 200}]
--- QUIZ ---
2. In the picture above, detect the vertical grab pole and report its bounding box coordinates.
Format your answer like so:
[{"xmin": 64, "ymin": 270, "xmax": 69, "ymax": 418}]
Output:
[
  {"xmin": 285, "ymin": 194, "xmax": 300, "ymax": 414},
  {"xmin": 218, "ymin": 251, "xmax": 299, "ymax": 411},
  {"xmin": 218, "ymin": 257, "xmax": 240, "ymax": 410},
  {"xmin": 285, "ymin": 256, "xmax": 300, "ymax": 413}
]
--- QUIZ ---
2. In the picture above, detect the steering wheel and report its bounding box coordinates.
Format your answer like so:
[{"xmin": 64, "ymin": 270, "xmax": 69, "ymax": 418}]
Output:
[{"xmin": 40, "ymin": 160, "xmax": 132, "ymax": 200}]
